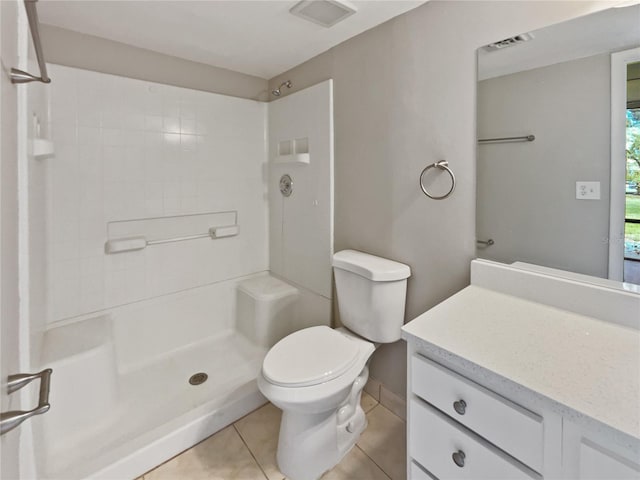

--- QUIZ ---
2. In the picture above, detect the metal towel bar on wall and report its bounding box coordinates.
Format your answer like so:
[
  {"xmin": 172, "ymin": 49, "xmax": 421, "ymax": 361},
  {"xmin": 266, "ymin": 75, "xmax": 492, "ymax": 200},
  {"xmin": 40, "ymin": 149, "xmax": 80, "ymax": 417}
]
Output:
[
  {"xmin": 11, "ymin": 0, "xmax": 51, "ymax": 84},
  {"xmin": 478, "ymin": 135, "xmax": 535, "ymax": 144},
  {"xmin": 419, "ymin": 161, "xmax": 456, "ymax": 200},
  {"xmin": 476, "ymin": 238, "xmax": 494, "ymax": 246}
]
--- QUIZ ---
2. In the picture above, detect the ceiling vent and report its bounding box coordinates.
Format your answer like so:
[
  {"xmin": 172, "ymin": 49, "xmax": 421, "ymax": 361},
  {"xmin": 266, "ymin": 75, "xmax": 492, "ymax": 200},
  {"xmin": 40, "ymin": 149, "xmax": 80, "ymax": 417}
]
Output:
[
  {"xmin": 483, "ymin": 33, "xmax": 534, "ymax": 51},
  {"xmin": 290, "ymin": 0, "xmax": 357, "ymax": 28}
]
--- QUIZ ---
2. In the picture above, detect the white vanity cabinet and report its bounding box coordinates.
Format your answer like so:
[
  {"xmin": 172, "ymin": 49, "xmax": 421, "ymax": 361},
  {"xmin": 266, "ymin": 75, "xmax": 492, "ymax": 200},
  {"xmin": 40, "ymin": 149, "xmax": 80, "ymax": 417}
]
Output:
[
  {"xmin": 563, "ymin": 422, "xmax": 640, "ymax": 480},
  {"xmin": 406, "ymin": 351, "xmax": 640, "ymax": 480},
  {"xmin": 402, "ymin": 260, "xmax": 640, "ymax": 480},
  {"xmin": 409, "ymin": 396, "xmax": 539, "ymax": 479},
  {"xmin": 411, "ymin": 354, "xmax": 545, "ymax": 472},
  {"xmin": 407, "ymin": 352, "xmax": 557, "ymax": 479}
]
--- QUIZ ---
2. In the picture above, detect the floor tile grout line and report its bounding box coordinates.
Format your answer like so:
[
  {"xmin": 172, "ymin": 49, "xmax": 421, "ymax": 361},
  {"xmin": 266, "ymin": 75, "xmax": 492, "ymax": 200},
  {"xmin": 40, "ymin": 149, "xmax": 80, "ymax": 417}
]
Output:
[
  {"xmin": 232, "ymin": 401, "xmax": 391, "ymax": 480},
  {"xmin": 140, "ymin": 436, "xmax": 202, "ymax": 478},
  {"xmin": 233, "ymin": 422, "xmax": 271, "ymax": 480},
  {"xmin": 234, "ymin": 400, "xmax": 270, "ymax": 424},
  {"xmin": 143, "ymin": 424, "xmax": 263, "ymax": 479},
  {"xmin": 373, "ymin": 401, "xmax": 407, "ymax": 423},
  {"xmin": 362, "ymin": 390, "xmax": 380, "ymax": 412},
  {"xmin": 354, "ymin": 445, "xmax": 393, "ymax": 480},
  {"xmin": 142, "ymin": 400, "xmax": 398, "ymax": 480},
  {"xmin": 358, "ymin": 403, "xmax": 407, "ymax": 479},
  {"xmin": 363, "ymin": 400, "xmax": 380, "ymax": 414}
]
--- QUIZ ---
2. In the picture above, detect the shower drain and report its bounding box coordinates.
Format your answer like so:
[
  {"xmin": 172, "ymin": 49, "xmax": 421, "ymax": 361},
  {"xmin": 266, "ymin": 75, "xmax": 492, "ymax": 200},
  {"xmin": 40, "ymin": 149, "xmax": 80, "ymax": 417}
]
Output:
[{"xmin": 189, "ymin": 372, "xmax": 208, "ymax": 386}]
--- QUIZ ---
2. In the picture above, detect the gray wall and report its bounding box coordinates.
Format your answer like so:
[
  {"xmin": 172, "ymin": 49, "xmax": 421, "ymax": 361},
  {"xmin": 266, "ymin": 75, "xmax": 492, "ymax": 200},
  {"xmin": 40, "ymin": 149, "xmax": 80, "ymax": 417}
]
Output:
[
  {"xmin": 269, "ymin": 0, "xmax": 612, "ymax": 397},
  {"xmin": 39, "ymin": 1, "xmax": 613, "ymax": 398},
  {"xmin": 477, "ymin": 54, "xmax": 610, "ymax": 278},
  {"xmin": 39, "ymin": 24, "xmax": 268, "ymax": 100}
]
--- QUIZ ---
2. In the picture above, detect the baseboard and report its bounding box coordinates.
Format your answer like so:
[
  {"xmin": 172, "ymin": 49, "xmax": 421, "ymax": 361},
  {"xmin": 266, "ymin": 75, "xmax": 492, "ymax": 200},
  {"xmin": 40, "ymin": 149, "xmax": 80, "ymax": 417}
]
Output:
[
  {"xmin": 364, "ymin": 377, "xmax": 406, "ymax": 421},
  {"xmin": 363, "ymin": 376, "xmax": 381, "ymax": 401}
]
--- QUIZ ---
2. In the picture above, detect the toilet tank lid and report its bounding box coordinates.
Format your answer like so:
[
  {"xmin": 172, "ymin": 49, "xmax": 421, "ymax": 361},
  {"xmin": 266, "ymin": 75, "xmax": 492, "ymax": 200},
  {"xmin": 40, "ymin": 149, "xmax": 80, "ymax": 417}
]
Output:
[
  {"xmin": 238, "ymin": 275, "xmax": 299, "ymax": 301},
  {"xmin": 332, "ymin": 250, "xmax": 411, "ymax": 281}
]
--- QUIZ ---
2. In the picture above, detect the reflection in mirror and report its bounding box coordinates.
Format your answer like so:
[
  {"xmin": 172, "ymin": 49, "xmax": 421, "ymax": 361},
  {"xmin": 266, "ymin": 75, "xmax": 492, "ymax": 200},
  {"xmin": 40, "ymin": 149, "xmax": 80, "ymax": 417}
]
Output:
[
  {"xmin": 627, "ymin": 62, "xmax": 640, "ymax": 279},
  {"xmin": 476, "ymin": 5, "xmax": 640, "ymax": 286}
]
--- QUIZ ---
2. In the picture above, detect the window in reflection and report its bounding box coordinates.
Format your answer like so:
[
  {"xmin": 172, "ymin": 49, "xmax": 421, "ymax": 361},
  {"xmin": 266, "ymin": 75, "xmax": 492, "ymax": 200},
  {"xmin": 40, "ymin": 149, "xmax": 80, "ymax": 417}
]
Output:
[{"xmin": 625, "ymin": 61, "xmax": 640, "ymax": 283}]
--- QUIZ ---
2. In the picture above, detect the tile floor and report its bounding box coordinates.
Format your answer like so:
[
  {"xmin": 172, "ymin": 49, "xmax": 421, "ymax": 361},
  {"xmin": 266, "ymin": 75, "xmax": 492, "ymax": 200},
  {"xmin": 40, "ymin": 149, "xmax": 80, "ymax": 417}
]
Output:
[{"xmin": 140, "ymin": 392, "xmax": 406, "ymax": 480}]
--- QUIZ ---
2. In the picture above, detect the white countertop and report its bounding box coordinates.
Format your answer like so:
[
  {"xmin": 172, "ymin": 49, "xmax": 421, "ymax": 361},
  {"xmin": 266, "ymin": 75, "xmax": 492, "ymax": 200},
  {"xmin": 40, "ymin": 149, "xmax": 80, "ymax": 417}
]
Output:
[{"xmin": 402, "ymin": 285, "xmax": 640, "ymax": 442}]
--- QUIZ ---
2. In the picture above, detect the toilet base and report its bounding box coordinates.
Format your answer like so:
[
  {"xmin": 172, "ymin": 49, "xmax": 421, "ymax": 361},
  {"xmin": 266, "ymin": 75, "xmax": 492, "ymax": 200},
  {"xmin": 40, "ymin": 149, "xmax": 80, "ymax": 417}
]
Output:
[{"xmin": 276, "ymin": 367, "xmax": 369, "ymax": 480}]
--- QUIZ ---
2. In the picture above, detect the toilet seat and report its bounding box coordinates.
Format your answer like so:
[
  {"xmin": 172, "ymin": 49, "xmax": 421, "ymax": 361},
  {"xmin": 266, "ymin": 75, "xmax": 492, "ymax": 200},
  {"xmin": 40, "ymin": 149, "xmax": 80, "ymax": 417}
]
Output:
[{"xmin": 262, "ymin": 326, "xmax": 360, "ymax": 387}]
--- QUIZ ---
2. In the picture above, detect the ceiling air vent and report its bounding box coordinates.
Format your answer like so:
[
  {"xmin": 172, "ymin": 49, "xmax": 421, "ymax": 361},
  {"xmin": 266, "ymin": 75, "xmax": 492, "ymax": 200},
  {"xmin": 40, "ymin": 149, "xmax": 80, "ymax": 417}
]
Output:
[
  {"xmin": 290, "ymin": 0, "xmax": 357, "ymax": 28},
  {"xmin": 483, "ymin": 33, "xmax": 534, "ymax": 51}
]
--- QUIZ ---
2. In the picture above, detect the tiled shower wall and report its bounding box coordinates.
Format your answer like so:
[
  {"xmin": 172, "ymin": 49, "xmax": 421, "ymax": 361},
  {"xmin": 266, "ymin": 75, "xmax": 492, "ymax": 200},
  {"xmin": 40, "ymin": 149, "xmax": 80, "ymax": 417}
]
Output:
[{"xmin": 46, "ymin": 64, "xmax": 268, "ymax": 322}]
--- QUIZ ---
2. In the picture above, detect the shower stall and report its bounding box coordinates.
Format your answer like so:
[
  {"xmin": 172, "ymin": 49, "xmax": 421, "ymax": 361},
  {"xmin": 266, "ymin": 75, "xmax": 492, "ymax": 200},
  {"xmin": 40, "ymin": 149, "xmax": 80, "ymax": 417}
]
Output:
[{"xmin": 11, "ymin": 56, "xmax": 334, "ymax": 479}]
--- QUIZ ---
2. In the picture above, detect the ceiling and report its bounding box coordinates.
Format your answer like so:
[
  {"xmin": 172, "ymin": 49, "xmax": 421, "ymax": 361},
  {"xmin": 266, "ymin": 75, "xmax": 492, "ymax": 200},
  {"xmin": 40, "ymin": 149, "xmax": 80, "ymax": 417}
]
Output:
[
  {"xmin": 478, "ymin": 4, "xmax": 640, "ymax": 80},
  {"xmin": 38, "ymin": 0, "xmax": 427, "ymax": 80}
]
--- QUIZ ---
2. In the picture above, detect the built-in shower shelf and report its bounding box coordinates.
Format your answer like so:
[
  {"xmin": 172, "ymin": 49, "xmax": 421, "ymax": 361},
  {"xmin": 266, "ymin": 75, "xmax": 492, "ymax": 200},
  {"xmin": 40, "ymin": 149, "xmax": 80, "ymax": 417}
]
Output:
[
  {"xmin": 274, "ymin": 153, "xmax": 310, "ymax": 164},
  {"xmin": 33, "ymin": 138, "xmax": 54, "ymax": 159},
  {"xmin": 274, "ymin": 138, "xmax": 310, "ymax": 164}
]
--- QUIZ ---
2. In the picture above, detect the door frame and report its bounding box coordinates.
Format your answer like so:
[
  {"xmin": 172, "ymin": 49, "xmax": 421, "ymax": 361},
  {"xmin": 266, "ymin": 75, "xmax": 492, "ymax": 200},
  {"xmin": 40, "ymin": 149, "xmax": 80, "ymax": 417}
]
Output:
[
  {"xmin": 609, "ymin": 47, "xmax": 640, "ymax": 281},
  {"xmin": 0, "ymin": 0, "xmax": 24, "ymax": 478}
]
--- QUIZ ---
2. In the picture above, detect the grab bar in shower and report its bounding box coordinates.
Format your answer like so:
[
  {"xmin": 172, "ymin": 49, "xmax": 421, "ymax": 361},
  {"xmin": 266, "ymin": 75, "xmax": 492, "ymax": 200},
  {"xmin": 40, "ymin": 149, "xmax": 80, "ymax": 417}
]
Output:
[
  {"xmin": 105, "ymin": 225, "xmax": 239, "ymax": 254},
  {"xmin": 478, "ymin": 135, "xmax": 535, "ymax": 144},
  {"xmin": 11, "ymin": 0, "xmax": 51, "ymax": 84},
  {"xmin": 1, "ymin": 369, "xmax": 52, "ymax": 435}
]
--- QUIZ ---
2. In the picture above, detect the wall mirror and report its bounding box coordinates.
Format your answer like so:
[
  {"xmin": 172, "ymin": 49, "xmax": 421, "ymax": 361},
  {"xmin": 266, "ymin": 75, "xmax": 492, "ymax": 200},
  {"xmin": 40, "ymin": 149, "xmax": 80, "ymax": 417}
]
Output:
[{"xmin": 476, "ymin": 4, "xmax": 640, "ymax": 286}]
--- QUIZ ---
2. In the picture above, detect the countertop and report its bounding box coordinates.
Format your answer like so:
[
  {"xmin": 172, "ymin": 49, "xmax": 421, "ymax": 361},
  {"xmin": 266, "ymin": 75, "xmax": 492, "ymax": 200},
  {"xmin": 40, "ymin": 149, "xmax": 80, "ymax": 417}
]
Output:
[{"xmin": 402, "ymin": 285, "xmax": 640, "ymax": 442}]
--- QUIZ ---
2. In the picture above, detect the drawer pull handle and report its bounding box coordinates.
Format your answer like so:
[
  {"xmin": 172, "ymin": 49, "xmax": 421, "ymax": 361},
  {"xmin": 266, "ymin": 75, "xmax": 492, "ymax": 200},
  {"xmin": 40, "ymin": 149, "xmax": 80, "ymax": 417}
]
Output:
[
  {"xmin": 452, "ymin": 450, "xmax": 466, "ymax": 468},
  {"xmin": 453, "ymin": 399, "xmax": 467, "ymax": 415}
]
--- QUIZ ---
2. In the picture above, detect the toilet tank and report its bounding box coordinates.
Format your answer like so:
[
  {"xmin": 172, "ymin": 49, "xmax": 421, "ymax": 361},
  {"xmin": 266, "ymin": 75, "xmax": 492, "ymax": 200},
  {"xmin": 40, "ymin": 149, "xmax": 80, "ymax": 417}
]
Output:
[
  {"xmin": 236, "ymin": 275, "xmax": 299, "ymax": 348},
  {"xmin": 332, "ymin": 250, "xmax": 411, "ymax": 343}
]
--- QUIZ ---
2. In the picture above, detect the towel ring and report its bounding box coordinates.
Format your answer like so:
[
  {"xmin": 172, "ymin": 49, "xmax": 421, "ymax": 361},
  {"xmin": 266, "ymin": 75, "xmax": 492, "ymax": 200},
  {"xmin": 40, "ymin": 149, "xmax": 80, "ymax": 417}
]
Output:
[{"xmin": 419, "ymin": 161, "xmax": 455, "ymax": 200}]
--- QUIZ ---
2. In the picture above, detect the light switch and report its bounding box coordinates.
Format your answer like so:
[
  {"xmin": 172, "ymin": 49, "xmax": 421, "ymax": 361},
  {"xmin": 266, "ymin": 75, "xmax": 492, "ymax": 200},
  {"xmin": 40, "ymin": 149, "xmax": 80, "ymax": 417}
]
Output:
[{"xmin": 576, "ymin": 181, "xmax": 600, "ymax": 200}]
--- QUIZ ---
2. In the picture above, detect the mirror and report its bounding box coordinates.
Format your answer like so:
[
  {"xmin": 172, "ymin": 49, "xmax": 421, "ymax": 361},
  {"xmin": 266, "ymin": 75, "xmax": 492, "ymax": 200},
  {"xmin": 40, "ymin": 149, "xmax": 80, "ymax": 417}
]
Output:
[{"xmin": 476, "ymin": 5, "xmax": 640, "ymax": 286}]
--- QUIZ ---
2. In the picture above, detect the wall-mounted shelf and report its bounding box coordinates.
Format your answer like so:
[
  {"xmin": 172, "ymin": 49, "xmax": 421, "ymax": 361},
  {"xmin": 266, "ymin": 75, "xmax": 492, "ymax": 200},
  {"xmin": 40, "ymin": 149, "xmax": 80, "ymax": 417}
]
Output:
[
  {"xmin": 33, "ymin": 138, "xmax": 54, "ymax": 159},
  {"xmin": 274, "ymin": 138, "xmax": 310, "ymax": 164}
]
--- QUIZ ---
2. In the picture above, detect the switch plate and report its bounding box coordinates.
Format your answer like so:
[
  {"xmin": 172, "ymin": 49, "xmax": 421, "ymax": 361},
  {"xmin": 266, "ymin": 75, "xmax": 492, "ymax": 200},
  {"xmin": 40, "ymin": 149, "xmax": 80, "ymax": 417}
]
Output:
[{"xmin": 576, "ymin": 181, "xmax": 600, "ymax": 200}]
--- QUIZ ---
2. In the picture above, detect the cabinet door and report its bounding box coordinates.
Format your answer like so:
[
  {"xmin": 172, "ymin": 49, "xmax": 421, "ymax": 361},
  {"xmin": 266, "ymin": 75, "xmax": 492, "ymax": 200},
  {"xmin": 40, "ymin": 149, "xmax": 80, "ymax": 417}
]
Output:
[{"xmin": 579, "ymin": 441, "xmax": 640, "ymax": 480}]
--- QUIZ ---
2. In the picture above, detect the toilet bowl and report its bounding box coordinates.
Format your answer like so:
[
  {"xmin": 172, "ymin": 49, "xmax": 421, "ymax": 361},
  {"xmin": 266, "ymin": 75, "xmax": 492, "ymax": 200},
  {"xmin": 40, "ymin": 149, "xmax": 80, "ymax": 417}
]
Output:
[
  {"xmin": 257, "ymin": 326, "xmax": 375, "ymax": 480},
  {"xmin": 258, "ymin": 250, "xmax": 411, "ymax": 480},
  {"xmin": 258, "ymin": 326, "xmax": 375, "ymax": 413}
]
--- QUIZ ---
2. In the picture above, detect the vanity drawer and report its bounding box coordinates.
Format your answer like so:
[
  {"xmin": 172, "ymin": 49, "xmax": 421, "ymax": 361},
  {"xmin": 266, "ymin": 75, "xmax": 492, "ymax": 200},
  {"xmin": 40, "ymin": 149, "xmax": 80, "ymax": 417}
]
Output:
[
  {"xmin": 410, "ymin": 461, "xmax": 437, "ymax": 480},
  {"xmin": 411, "ymin": 354, "xmax": 543, "ymax": 472},
  {"xmin": 410, "ymin": 398, "xmax": 538, "ymax": 480}
]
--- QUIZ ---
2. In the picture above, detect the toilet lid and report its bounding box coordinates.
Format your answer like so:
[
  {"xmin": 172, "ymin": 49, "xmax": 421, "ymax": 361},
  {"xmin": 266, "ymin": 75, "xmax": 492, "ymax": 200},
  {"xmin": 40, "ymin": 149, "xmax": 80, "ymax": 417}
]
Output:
[{"xmin": 262, "ymin": 326, "xmax": 360, "ymax": 387}]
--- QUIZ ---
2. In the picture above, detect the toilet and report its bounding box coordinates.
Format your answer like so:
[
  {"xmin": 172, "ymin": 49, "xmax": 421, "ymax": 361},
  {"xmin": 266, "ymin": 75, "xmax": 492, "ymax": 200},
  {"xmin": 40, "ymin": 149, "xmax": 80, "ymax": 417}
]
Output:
[{"xmin": 257, "ymin": 249, "xmax": 411, "ymax": 480}]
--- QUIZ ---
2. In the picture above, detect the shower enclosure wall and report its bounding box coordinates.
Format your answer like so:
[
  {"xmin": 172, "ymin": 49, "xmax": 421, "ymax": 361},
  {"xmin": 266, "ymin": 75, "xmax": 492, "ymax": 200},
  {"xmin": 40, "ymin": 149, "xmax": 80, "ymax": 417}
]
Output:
[{"xmin": 21, "ymin": 64, "xmax": 334, "ymax": 479}]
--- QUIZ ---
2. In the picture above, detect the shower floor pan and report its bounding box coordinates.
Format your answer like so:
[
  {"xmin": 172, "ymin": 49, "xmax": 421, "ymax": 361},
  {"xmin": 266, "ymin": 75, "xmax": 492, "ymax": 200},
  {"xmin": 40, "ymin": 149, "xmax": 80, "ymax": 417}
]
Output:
[{"xmin": 40, "ymin": 328, "xmax": 267, "ymax": 480}]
